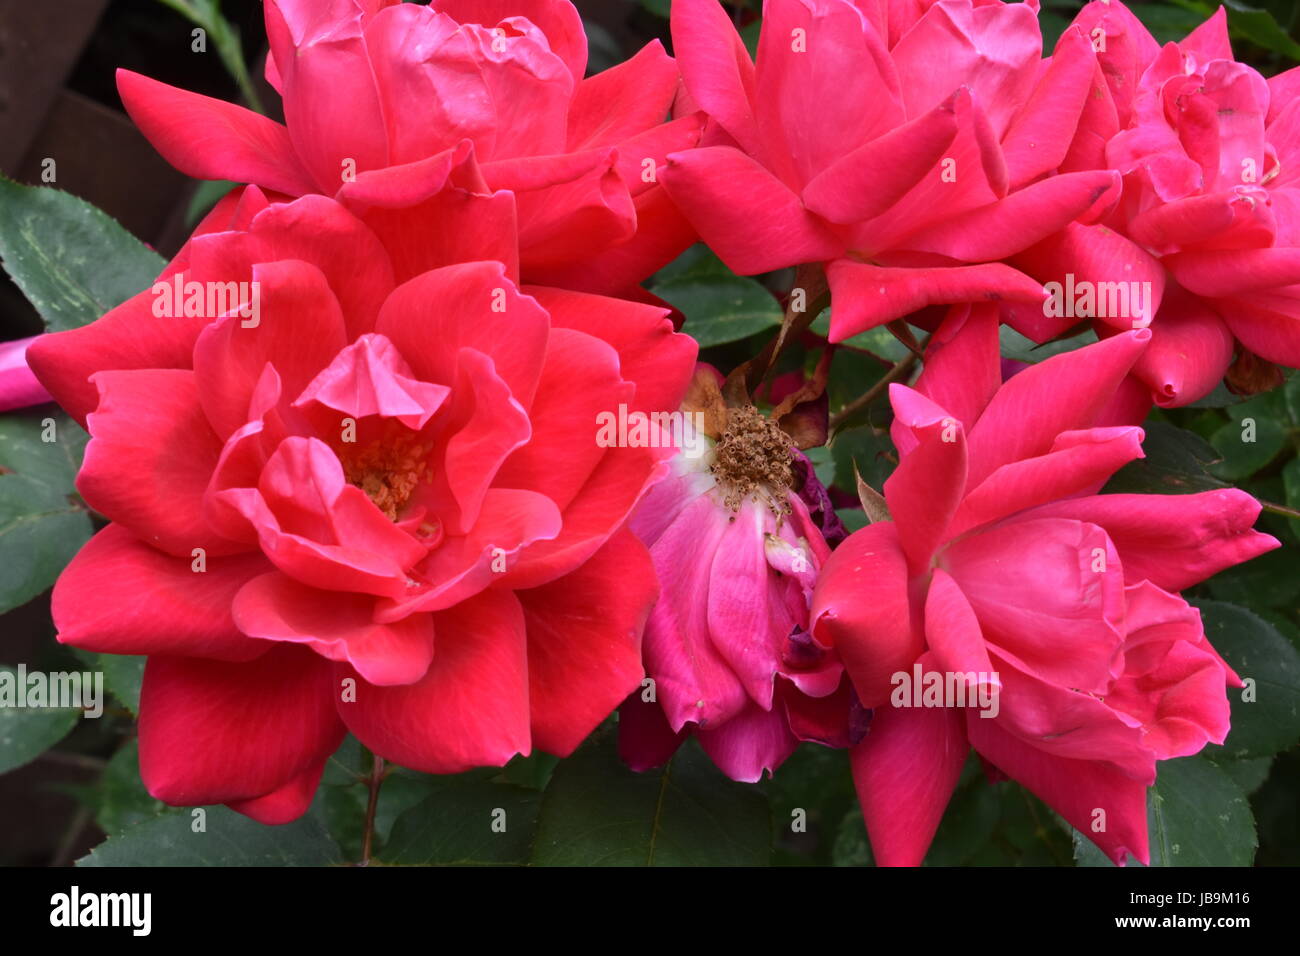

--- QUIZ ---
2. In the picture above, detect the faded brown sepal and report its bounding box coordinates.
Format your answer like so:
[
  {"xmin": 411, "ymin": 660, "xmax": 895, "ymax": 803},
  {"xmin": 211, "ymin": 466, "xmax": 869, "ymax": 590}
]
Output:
[
  {"xmin": 1225, "ymin": 349, "xmax": 1285, "ymax": 397},
  {"xmin": 854, "ymin": 462, "xmax": 891, "ymax": 524},
  {"xmin": 681, "ymin": 366, "xmax": 730, "ymax": 439},
  {"xmin": 772, "ymin": 350, "xmax": 831, "ymax": 450},
  {"xmin": 723, "ymin": 263, "xmax": 830, "ymax": 400}
]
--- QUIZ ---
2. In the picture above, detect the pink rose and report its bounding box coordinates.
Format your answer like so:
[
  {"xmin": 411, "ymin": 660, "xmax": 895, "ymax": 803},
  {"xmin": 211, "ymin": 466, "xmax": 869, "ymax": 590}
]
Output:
[
  {"xmin": 664, "ymin": 0, "xmax": 1121, "ymax": 339},
  {"xmin": 27, "ymin": 187, "xmax": 697, "ymax": 823},
  {"xmin": 618, "ymin": 366, "xmax": 852, "ymax": 782},
  {"xmin": 0, "ymin": 337, "xmax": 51, "ymax": 411},
  {"xmin": 117, "ymin": 0, "xmax": 702, "ymax": 294},
  {"xmin": 809, "ymin": 303, "xmax": 1277, "ymax": 865},
  {"xmin": 1013, "ymin": 1, "xmax": 1300, "ymax": 405}
]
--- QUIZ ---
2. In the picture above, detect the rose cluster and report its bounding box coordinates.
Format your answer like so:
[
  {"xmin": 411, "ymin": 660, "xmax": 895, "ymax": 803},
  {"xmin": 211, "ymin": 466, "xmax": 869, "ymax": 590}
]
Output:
[{"xmin": 23, "ymin": 0, "xmax": 1294, "ymax": 864}]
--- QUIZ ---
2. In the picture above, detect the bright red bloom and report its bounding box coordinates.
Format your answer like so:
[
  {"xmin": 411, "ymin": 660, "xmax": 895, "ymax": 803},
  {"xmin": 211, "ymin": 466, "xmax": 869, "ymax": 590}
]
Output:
[
  {"xmin": 1013, "ymin": 1, "xmax": 1300, "ymax": 405},
  {"xmin": 117, "ymin": 0, "xmax": 702, "ymax": 294},
  {"xmin": 664, "ymin": 0, "xmax": 1121, "ymax": 339},
  {"xmin": 809, "ymin": 304, "xmax": 1277, "ymax": 865},
  {"xmin": 27, "ymin": 187, "xmax": 697, "ymax": 823}
]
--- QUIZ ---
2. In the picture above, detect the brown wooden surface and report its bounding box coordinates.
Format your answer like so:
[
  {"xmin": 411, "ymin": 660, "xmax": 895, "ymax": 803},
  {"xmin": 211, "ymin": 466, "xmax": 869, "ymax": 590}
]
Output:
[
  {"xmin": 16, "ymin": 89, "xmax": 191, "ymax": 250},
  {"xmin": 0, "ymin": 0, "xmax": 111, "ymax": 174}
]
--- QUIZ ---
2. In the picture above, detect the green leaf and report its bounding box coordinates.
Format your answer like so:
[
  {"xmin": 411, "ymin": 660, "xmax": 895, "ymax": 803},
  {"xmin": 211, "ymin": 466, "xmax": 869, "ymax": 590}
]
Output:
[
  {"xmin": 1282, "ymin": 457, "xmax": 1300, "ymax": 541},
  {"xmin": 1131, "ymin": 3, "xmax": 1215, "ymax": 44},
  {"xmin": 1210, "ymin": 755, "xmax": 1274, "ymax": 796},
  {"xmin": 1074, "ymin": 757, "xmax": 1256, "ymax": 867},
  {"xmin": 1039, "ymin": 10, "xmax": 1071, "ymax": 50},
  {"xmin": 1205, "ymin": 416, "xmax": 1285, "ymax": 480},
  {"xmin": 828, "ymin": 349, "xmax": 889, "ymax": 421},
  {"xmin": 835, "ymin": 507, "xmax": 869, "ymax": 533},
  {"xmin": 0, "ymin": 412, "xmax": 93, "ymax": 614},
  {"xmin": 999, "ymin": 325, "xmax": 1097, "ymax": 364},
  {"xmin": 311, "ymin": 738, "xmax": 456, "ymax": 859},
  {"xmin": 654, "ymin": 243, "xmax": 733, "ymax": 283},
  {"xmin": 761, "ymin": 742, "xmax": 856, "ymax": 865},
  {"xmin": 97, "ymin": 654, "xmax": 144, "ymax": 715},
  {"xmin": 1102, "ymin": 422, "xmax": 1228, "ymax": 495},
  {"xmin": 0, "ymin": 180, "xmax": 164, "ymax": 332},
  {"xmin": 802, "ymin": 443, "xmax": 835, "ymax": 490},
  {"xmin": 654, "ymin": 274, "xmax": 783, "ymax": 348},
  {"xmin": 531, "ymin": 732, "xmax": 771, "ymax": 866},
  {"xmin": 185, "ymin": 180, "xmax": 236, "ymax": 227},
  {"xmin": 830, "ymin": 425, "xmax": 894, "ymax": 492},
  {"xmin": 95, "ymin": 740, "xmax": 166, "ymax": 835},
  {"xmin": 69, "ymin": 648, "xmax": 144, "ymax": 716},
  {"xmin": 1194, "ymin": 599, "xmax": 1300, "ymax": 759},
  {"xmin": 1283, "ymin": 370, "xmax": 1300, "ymax": 424},
  {"xmin": 926, "ymin": 784, "xmax": 1007, "ymax": 866},
  {"xmin": 378, "ymin": 775, "xmax": 540, "ymax": 866},
  {"xmin": 501, "ymin": 751, "xmax": 560, "ymax": 791},
  {"xmin": 1223, "ymin": 0, "xmax": 1300, "ymax": 61},
  {"xmin": 811, "ymin": 311, "xmax": 928, "ymax": 361},
  {"xmin": 0, "ymin": 664, "xmax": 81, "ymax": 774},
  {"xmin": 310, "ymin": 778, "xmax": 368, "ymax": 861},
  {"xmin": 1205, "ymin": 546, "xmax": 1300, "ymax": 609},
  {"xmin": 740, "ymin": 17, "xmax": 763, "ymax": 58},
  {"xmin": 922, "ymin": 758, "xmax": 1073, "ymax": 866},
  {"xmin": 832, "ymin": 806, "xmax": 874, "ymax": 866},
  {"xmin": 1187, "ymin": 382, "xmax": 1239, "ymax": 408},
  {"xmin": 79, "ymin": 806, "xmax": 344, "ymax": 866}
]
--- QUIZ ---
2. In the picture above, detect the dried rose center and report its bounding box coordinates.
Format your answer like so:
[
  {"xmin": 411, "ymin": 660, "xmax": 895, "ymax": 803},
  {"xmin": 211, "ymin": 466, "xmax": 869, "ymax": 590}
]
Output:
[
  {"xmin": 341, "ymin": 431, "xmax": 432, "ymax": 521},
  {"xmin": 710, "ymin": 405, "xmax": 794, "ymax": 514}
]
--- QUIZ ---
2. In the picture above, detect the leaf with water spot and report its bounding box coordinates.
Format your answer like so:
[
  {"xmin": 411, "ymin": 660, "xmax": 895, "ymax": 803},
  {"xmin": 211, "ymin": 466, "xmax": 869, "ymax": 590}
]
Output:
[{"xmin": 0, "ymin": 179, "xmax": 164, "ymax": 332}]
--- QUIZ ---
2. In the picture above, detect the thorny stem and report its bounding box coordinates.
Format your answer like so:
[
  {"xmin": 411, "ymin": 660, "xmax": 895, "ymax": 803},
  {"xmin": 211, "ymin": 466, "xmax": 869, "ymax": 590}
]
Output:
[
  {"xmin": 829, "ymin": 350, "xmax": 920, "ymax": 433},
  {"xmin": 359, "ymin": 752, "xmax": 385, "ymax": 866}
]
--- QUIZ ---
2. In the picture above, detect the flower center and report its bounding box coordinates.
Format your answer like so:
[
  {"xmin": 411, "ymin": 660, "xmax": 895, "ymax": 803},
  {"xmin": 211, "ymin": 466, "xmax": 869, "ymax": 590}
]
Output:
[
  {"xmin": 341, "ymin": 430, "xmax": 432, "ymax": 521},
  {"xmin": 710, "ymin": 405, "xmax": 794, "ymax": 514}
]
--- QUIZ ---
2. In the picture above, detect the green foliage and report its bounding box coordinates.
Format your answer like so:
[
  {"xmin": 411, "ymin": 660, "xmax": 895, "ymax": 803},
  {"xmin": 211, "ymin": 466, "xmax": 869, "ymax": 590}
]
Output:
[
  {"xmin": 1195, "ymin": 600, "xmax": 1300, "ymax": 760},
  {"xmin": 1103, "ymin": 421, "xmax": 1229, "ymax": 494},
  {"xmin": 0, "ymin": 412, "xmax": 92, "ymax": 615},
  {"xmin": 79, "ymin": 806, "xmax": 344, "ymax": 866},
  {"xmin": 1073, "ymin": 757, "xmax": 1257, "ymax": 867},
  {"xmin": 0, "ymin": 665, "xmax": 82, "ymax": 774},
  {"xmin": 0, "ymin": 180, "xmax": 164, "ymax": 333},
  {"xmin": 380, "ymin": 776, "xmax": 541, "ymax": 866},
  {"xmin": 654, "ymin": 273, "xmax": 784, "ymax": 348},
  {"xmin": 531, "ymin": 731, "xmax": 771, "ymax": 866},
  {"xmin": 93, "ymin": 740, "xmax": 166, "ymax": 835}
]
